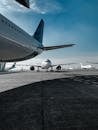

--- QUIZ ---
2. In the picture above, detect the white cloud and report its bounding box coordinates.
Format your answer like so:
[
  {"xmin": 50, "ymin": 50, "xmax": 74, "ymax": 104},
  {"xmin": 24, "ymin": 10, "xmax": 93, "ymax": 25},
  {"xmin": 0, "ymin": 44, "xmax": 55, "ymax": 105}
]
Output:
[
  {"xmin": 30, "ymin": 0, "xmax": 46, "ymax": 14},
  {"xmin": 30, "ymin": 0, "xmax": 63, "ymax": 14},
  {"xmin": 0, "ymin": 0, "xmax": 28, "ymax": 13}
]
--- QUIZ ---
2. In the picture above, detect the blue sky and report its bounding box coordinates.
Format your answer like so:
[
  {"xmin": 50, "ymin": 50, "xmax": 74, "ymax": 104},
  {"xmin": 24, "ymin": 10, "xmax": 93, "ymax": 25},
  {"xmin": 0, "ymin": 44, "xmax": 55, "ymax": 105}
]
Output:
[{"xmin": 0, "ymin": 0, "xmax": 98, "ymax": 64}]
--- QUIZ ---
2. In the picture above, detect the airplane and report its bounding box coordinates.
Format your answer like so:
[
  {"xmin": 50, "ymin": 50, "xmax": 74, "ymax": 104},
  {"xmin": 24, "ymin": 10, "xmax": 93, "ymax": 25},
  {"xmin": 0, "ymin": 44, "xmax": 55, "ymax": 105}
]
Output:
[
  {"xmin": 0, "ymin": 62, "xmax": 16, "ymax": 72},
  {"xmin": 0, "ymin": 12, "xmax": 75, "ymax": 62},
  {"xmin": 30, "ymin": 59, "xmax": 56, "ymax": 71},
  {"xmin": 15, "ymin": 0, "xmax": 30, "ymax": 8},
  {"xmin": 80, "ymin": 63, "xmax": 92, "ymax": 70},
  {"xmin": 29, "ymin": 59, "xmax": 76, "ymax": 71},
  {"xmin": 16, "ymin": 59, "xmax": 75, "ymax": 71}
]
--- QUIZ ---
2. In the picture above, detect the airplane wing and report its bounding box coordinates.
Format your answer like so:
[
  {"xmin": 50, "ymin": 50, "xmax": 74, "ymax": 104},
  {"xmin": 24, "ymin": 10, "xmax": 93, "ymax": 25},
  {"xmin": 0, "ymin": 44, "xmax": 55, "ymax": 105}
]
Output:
[
  {"xmin": 43, "ymin": 44, "xmax": 75, "ymax": 51},
  {"xmin": 15, "ymin": 0, "xmax": 30, "ymax": 8},
  {"xmin": 87, "ymin": 61, "xmax": 98, "ymax": 64},
  {"xmin": 51, "ymin": 63, "xmax": 76, "ymax": 67},
  {"xmin": 16, "ymin": 64, "xmax": 41, "ymax": 67},
  {"xmin": 29, "ymin": 65, "xmax": 41, "ymax": 67}
]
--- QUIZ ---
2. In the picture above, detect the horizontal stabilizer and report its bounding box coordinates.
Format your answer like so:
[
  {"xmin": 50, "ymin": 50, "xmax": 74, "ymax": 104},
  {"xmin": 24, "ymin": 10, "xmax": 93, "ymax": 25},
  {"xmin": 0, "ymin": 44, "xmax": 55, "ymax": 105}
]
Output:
[
  {"xmin": 15, "ymin": 0, "xmax": 30, "ymax": 8},
  {"xmin": 43, "ymin": 44, "xmax": 75, "ymax": 51}
]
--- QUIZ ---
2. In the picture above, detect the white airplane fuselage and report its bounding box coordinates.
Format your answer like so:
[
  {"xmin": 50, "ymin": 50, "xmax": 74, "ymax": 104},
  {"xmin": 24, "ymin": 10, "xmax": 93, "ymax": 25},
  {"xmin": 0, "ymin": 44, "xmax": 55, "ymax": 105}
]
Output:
[
  {"xmin": 41, "ymin": 59, "xmax": 52, "ymax": 69},
  {"xmin": 0, "ymin": 14, "xmax": 43, "ymax": 62}
]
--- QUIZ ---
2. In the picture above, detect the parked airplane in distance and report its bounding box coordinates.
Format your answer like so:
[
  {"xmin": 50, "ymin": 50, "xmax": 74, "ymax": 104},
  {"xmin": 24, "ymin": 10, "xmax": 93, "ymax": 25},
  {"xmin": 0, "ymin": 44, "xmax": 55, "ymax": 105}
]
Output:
[
  {"xmin": 17, "ymin": 59, "xmax": 75, "ymax": 71},
  {"xmin": 15, "ymin": 0, "xmax": 30, "ymax": 8},
  {"xmin": 80, "ymin": 63, "xmax": 92, "ymax": 70},
  {"xmin": 0, "ymin": 12, "xmax": 75, "ymax": 62},
  {"xmin": 30, "ymin": 59, "xmax": 55, "ymax": 71},
  {"xmin": 35, "ymin": 59, "xmax": 75, "ymax": 71},
  {"xmin": 0, "ymin": 62, "xmax": 16, "ymax": 72}
]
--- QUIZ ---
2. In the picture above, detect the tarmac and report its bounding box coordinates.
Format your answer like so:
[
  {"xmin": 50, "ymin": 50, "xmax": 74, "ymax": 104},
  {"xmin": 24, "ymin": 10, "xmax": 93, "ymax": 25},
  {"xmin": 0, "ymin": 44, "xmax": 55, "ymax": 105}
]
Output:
[
  {"xmin": 0, "ymin": 70, "xmax": 98, "ymax": 129},
  {"xmin": 0, "ymin": 69, "xmax": 98, "ymax": 93}
]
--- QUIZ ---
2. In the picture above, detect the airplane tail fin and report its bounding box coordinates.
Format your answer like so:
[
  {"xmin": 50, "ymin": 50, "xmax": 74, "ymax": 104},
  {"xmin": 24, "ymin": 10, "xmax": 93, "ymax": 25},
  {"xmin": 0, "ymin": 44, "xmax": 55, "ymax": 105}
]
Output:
[
  {"xmin": 7, "ymin": 63, "xmax": 16, "ymax": 71},
  {"xmin": 0, "ymin": 63, "xmax": 6, "ymax": 71},
  {"xmin": 33, "ymin": 19, "xmax": 44, "ymax": 44}
]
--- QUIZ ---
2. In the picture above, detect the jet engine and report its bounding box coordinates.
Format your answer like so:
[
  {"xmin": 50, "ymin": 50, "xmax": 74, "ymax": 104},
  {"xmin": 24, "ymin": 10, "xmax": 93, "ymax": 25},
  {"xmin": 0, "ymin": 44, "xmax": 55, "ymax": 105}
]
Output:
[{"xmin": 30, "ymin": 66, "xmax": 35, "ymax": 71}]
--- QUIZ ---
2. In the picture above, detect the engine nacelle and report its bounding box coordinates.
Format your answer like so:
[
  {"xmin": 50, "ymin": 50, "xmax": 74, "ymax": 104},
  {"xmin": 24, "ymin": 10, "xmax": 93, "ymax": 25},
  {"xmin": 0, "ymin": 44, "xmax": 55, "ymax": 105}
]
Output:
[{"xmin": 30, "ymin": 66, "xmax": 35, "ymax": 71}]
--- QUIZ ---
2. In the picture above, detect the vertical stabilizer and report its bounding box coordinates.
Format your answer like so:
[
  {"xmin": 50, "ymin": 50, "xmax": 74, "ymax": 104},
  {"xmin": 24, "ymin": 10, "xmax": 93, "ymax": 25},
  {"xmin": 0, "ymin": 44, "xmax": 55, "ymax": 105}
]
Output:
[{"xmin": 33, "ymin": 19, "xmax": 44, "ymax": 44}]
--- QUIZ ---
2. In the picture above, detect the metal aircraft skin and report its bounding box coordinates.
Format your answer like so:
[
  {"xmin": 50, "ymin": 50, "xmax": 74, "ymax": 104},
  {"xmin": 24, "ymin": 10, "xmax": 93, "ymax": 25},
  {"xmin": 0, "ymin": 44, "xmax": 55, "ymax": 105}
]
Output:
[{"xmin": 0, "ymin": 1, "xmax": 75, "ymax": 62}]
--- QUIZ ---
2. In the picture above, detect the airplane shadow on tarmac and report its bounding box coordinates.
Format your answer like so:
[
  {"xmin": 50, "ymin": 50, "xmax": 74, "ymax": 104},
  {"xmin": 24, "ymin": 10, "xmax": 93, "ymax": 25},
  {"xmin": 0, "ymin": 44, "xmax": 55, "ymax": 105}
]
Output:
[{"xmin": 0, "ymin": 75, "xmax": 98, "ymax": 130}]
